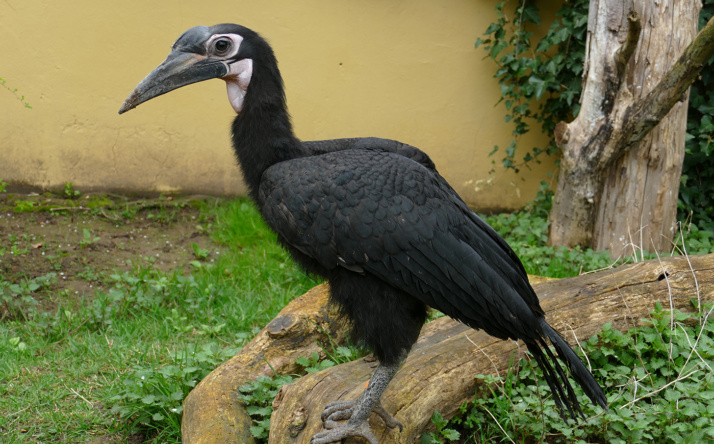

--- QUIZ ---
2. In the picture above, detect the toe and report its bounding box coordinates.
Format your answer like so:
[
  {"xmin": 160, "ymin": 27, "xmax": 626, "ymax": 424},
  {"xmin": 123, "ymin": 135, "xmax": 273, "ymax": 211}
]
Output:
[
  {"xmin": 325, "ymin": 408, "xmax": 354, "ymax": 422},
  {"xmin": 310, "ymin": 424, "xmax": 378, "ymax": 444},
  {"xmin": 372, "ymin": 403, "xmax": 403, "ymax": 431},
  {"xmin": 320, "ymin": 399, "xmax": 357, "ymax": 422}
]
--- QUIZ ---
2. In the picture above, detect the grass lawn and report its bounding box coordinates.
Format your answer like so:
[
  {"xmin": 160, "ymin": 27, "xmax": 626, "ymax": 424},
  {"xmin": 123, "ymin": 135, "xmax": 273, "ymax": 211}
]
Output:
[
  {"xmin": 0, "ymin": 194, "xmax": 318, "ymax": 442},
  {"xmin": 1, "ymin": 190, "xmax": 712, "ymax": 442}
]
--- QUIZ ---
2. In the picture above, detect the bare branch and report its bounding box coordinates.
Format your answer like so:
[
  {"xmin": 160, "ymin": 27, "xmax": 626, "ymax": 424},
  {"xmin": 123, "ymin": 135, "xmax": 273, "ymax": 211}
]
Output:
[{"xmin": 621, "ymin": 14, "xmax": 714, "ymax": 148}]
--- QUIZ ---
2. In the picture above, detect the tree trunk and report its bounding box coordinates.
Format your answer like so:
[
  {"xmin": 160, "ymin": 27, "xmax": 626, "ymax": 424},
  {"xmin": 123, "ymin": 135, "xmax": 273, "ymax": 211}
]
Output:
[
  {"xmin": 593, "ymin": 2, "xmax": 698, "ymax": 257},
  {"xmin": 180, "ymin": 254, "xmax": 714, "ymax": 443},
  {"xmin": 548, "ymin": 0, "xmax": 712, "ymax": 257}
]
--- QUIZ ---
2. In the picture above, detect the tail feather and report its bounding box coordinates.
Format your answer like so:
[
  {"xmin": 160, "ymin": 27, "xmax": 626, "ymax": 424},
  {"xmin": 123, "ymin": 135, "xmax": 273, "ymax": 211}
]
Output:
[{"xmin": 526, "ymin": 319, "xmax": 608, "ymax": 421}]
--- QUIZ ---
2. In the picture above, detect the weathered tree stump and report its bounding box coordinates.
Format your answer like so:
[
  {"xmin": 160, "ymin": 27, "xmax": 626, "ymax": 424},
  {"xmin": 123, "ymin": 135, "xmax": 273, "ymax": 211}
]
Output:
[
  {"xmin": 548, "ymin": 2, "xmax": 714, "ymax": 256},
  {"xmin": 182, "ymin": 253, "xmax": 714, "ymax": 443}
]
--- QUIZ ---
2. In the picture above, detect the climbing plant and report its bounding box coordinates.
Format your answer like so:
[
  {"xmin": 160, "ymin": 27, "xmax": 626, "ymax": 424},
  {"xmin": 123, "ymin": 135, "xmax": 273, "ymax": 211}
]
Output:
[
  {"xmin": 680, "ymin": 3, "xmax": 714, "ymax": 233},
  {"xmin": 475, "ymin": 0, "xmax": 588, "ymax": 171},
  {"xmin": 0, "ymin": 77, "xmax": 32, "ymax": 109},
  {"xmin": 477, "ymin": 0, "xmax": 714, "ymax": 232}
]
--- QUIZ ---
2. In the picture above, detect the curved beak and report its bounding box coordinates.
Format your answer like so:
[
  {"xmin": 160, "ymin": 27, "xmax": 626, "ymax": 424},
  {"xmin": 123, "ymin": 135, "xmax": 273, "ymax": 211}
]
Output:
[{"xmin": 118, "ymin": 51, "xmax": 228, "ymax": 114}]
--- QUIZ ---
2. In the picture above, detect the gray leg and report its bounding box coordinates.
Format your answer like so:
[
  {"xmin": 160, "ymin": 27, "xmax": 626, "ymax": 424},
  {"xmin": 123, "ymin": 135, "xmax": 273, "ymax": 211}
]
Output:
[{"xmin": 310, "ymin": 356, "xmax": 405, "ymax": 444}]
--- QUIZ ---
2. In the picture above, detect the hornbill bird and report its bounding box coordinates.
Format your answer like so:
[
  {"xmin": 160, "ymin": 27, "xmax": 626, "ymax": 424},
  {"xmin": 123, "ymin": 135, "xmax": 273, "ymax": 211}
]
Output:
[{"xmin": 119, "ymin": 24, "xmax": 607, "ymax": 443}]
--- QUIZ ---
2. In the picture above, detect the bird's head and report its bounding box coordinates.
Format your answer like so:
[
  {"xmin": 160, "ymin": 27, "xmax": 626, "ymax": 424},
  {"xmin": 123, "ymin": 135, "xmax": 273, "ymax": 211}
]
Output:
[{"xmin": 119, "ymin": 24, "xmax": 275, "ymax": 115}]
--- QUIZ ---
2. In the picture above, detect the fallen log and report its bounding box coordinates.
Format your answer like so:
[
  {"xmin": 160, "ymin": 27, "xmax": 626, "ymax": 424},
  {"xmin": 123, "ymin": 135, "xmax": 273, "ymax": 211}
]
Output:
[
  {"xmin": 181, "ymin": 253, "xmax": 714, "ymax": 443},
  {"xmin": 269, "ymin": 253, "xmax": 714, "ymax": 443},
  {"xmin": 181, "ymin": 276, "xmax": 551, "ymax": 443},
  {"xmin": 181, "ymin": 284, "xmax": 351, "ymax": 444}
]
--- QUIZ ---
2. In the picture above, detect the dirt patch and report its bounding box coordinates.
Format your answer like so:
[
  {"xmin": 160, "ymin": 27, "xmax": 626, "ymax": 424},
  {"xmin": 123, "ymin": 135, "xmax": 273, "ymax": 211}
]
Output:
[{"xmin": 0, "ymin": 192, "xmax": 222, "ymax": 318}]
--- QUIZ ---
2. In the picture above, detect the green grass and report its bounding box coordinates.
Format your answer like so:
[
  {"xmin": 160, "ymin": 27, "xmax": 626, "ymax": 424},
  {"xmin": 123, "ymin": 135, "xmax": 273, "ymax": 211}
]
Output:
[
  {"xmin": 424, "ymin": 302, "xmax": 714, "ymax": 443},
  {"xmin": 423, "ymin": 206, "xmax": 714, "ymax": 443},
  {"xmin": 482, "ymin": 210, "xmax": 616, "ymax": 278},
  {"xmin": 237, "ymin": 345, "xmax": 365, "ymax": 441},
  {"xmin": 482, "ymin": 208, "xmax": 713, "ymax": 279},
  {"xmin": 0, "ymin": 198, "xmax": 319, "ymax": 442},
  {"xmin": 1, "ymin": 196, "xmax": 712, "ymax": 442}
]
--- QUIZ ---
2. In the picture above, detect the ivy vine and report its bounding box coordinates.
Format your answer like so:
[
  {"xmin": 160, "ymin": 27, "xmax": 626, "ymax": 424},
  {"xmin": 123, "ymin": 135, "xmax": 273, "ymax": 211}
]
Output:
[
  {"xmin": 680, "ymin": 3, "xmax": 714, "ymax": 232},
  {"xmin": 0, "ymin": 77, "xmax": 32, "ymax": 109},
  {"xmin": 475, "ymin": 0, "xmax": 588, "ymax": 171},
  {"xmin": 477, "ymin": 0, "xmax": 714, "ymax": 232}
]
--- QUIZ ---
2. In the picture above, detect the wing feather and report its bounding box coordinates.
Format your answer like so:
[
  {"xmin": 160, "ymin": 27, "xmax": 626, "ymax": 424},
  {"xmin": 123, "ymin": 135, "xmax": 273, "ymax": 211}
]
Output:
[{"xmin": 258, "ymin": 146, "xmax": 543, "ymax": 340}]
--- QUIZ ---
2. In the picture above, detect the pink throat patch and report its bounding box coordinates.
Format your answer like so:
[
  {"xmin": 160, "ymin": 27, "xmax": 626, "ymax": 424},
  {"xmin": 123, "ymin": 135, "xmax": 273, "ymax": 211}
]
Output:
[{"xmin": 224, "ymin": 59, "xmax": 253, "ymax": 114}]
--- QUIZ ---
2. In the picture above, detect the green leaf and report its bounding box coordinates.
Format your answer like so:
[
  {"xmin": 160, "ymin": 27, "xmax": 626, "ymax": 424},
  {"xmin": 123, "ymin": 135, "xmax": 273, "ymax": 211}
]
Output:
[
  {"xmin": 420, "ymin": 433, "xmax": 440, "ymax": 444},
  {"xmin": 701, "ymin": 114, "xmax": 714, "ymax": 132},
  {"xmin": 664, "ymin": 389, "xmax": 682, "ymax": 402},
  {"xmin": 249, "ymin": 426, "xmax": 265, "ymax": 438},
  {"xmin": 431, "ymin": 410, "xmax": 447, "ymax": 430},
  {"xmin": 295, "ymin": 356, "xmax": 311, "ymax": 367},
  {"xmin": 159, "ymin": 365, "xmax": 179, "ymax": 377},
  {"xmin": 441, "ymin": 428, "xmax": 461, "ymax": 440},
  {"xmin": 698, "ymin": 390, "xmax": 714, "ymax": 400},
  {"xmin": 484, "ymin": 23, "xmax": 500, "ymax": 35},
  {"xmin": 698, "ymin": 103, "xmax": 714, "ymax": 114},
  {"xmin": 319, "ymin": 359, "xmax": 335, "ymax": 370},
  {"xmin": 520, "ymin": 3, "xmax": 541, "ymax": 25},
  {"xmin": 336, "ymin": 346, "xmax": 353, "ymax": 359},
  {"xmin": 528, "ymin": 76, "xmax": 547, "ymax": 99}
]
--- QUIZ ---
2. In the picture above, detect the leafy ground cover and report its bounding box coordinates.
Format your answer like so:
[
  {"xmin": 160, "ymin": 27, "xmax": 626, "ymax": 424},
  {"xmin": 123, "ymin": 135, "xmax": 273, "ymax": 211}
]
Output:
[
  {"xmin": 0, "ymin": 187, "xmax": 712, "ymax": 442},
  {"xmin": 0, "ymin": 190, "xmax": 317, "ymax": 442},
  {"xmin": 425, "ymin": 302, "xmax": 714, "ymax": 443}
]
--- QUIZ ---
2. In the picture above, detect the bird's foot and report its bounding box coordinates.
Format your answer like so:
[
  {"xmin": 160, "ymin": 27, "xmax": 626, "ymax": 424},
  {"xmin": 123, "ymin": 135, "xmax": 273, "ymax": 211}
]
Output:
[
  {"xmin": 314, "ymin": 360, "xmax": 405, "ymax": 442},
  {"xmin": 371, "ymin": 403, "xmax": 403, "ymax": 431},
  {"xmin": 320, "ymin": 399, "xmax": 403, "ymax": 431},
  {"xmin": 310, "ymin": 421, "xmax": 378, "ymax": 444},
  {"xmin": 320, "ymin": 399, "xmax": 357, "ymax": 422}
]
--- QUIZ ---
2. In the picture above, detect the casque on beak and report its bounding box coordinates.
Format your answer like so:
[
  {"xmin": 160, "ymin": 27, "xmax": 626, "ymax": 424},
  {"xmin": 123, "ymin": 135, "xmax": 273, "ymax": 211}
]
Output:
[{"xmin": 118, "ymin": 50, "xmax": 228, "ymax": 114}]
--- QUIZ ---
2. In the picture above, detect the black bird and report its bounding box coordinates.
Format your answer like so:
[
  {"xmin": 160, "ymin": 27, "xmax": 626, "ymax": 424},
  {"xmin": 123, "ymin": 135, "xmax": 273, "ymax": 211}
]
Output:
[{"xmin": 119, "ymin": 24, "xmax": 607, "ymax": 443}]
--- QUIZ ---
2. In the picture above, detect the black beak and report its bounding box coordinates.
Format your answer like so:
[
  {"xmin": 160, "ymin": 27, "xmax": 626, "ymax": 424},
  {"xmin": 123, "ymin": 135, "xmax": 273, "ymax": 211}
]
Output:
[{"xmin": 119, "ymin": 51, "xmax": 228, "ymax": 114}]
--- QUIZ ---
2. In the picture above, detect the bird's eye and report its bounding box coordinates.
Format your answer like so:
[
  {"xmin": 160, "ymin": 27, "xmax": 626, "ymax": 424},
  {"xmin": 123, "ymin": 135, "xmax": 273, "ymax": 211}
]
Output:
[{"xmin": 212, "ymin": 38, "xmax": 232, "ymax": 56}]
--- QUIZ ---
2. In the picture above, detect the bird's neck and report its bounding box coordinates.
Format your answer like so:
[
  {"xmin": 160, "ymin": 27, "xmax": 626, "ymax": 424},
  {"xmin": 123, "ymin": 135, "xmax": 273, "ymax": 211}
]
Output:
[{"xmin": 230, "ymin": 77, "xmax": 302, "ymax": 202}]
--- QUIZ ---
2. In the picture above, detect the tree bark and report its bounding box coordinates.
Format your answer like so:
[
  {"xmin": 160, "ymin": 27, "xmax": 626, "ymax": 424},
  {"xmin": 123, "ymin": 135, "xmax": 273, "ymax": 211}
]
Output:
[
  {"xmin": 180, "ymin": 254, "xmax": 714, "ymax": 443},
  {"xmin": 548, "ymin": 1, "xmax": 713, "ymax": 257},
  {"xmin": 181, "ymin": 284, "xmax": 351, "ymax": 444},
  {"xmin": 269, "ymin": 253, "xmax": 714, "ymax": 443}
]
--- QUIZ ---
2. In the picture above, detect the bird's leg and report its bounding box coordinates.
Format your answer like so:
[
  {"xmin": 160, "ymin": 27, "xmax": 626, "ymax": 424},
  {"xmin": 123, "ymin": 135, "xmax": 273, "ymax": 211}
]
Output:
[{"xmin": 311, "ymin": 356, "xmax": 405, "ymax": 444}]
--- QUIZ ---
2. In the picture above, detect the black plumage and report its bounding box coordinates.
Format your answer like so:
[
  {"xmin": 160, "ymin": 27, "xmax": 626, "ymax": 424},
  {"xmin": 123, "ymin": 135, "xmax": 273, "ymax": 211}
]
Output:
[{"xmin": 120, "ymin": 23, "xmax": 607, "ymax": 443}]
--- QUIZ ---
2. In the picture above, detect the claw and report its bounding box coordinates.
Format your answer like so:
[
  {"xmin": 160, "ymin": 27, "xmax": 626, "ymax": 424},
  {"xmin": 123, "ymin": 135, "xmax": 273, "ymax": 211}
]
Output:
[
  {"xmin": 320, "ymin": 399, "xmax": 357, "ymax": 422},
  {"xmin": 372, "ymin": 403, "xmax": 403, "ymax": 432},
  {"xmin": 319, "ymin": 398, "xmax": 402, "ymax": 430},
  {"xmin": 313, "ymin": 359, "xmax": 405, "ymax": 443},
  {"xmin": 310, "ymin": 422, "xmax": 379, "ymax": 444},
  {"xmin": 321, "ymin": 419, "xmax": 342, "ymax": 430},
  {"xmin": 325, "ymin": 409, "xmax": 354, "ymax": 423}
]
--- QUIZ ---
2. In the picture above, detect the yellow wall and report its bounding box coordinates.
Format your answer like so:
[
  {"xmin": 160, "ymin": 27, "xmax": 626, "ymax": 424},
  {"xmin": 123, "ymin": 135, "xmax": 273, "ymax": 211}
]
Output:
[{"xmin": 0, "ymin": 0, "xmax": 556, "ymax": 210}]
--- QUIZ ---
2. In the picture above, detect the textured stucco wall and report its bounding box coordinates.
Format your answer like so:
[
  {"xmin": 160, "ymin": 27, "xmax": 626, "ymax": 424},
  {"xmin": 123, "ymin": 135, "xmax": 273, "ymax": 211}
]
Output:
[{"xmin": 0, "ymin": 0, "xmax": 556, "ymax": 210}]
